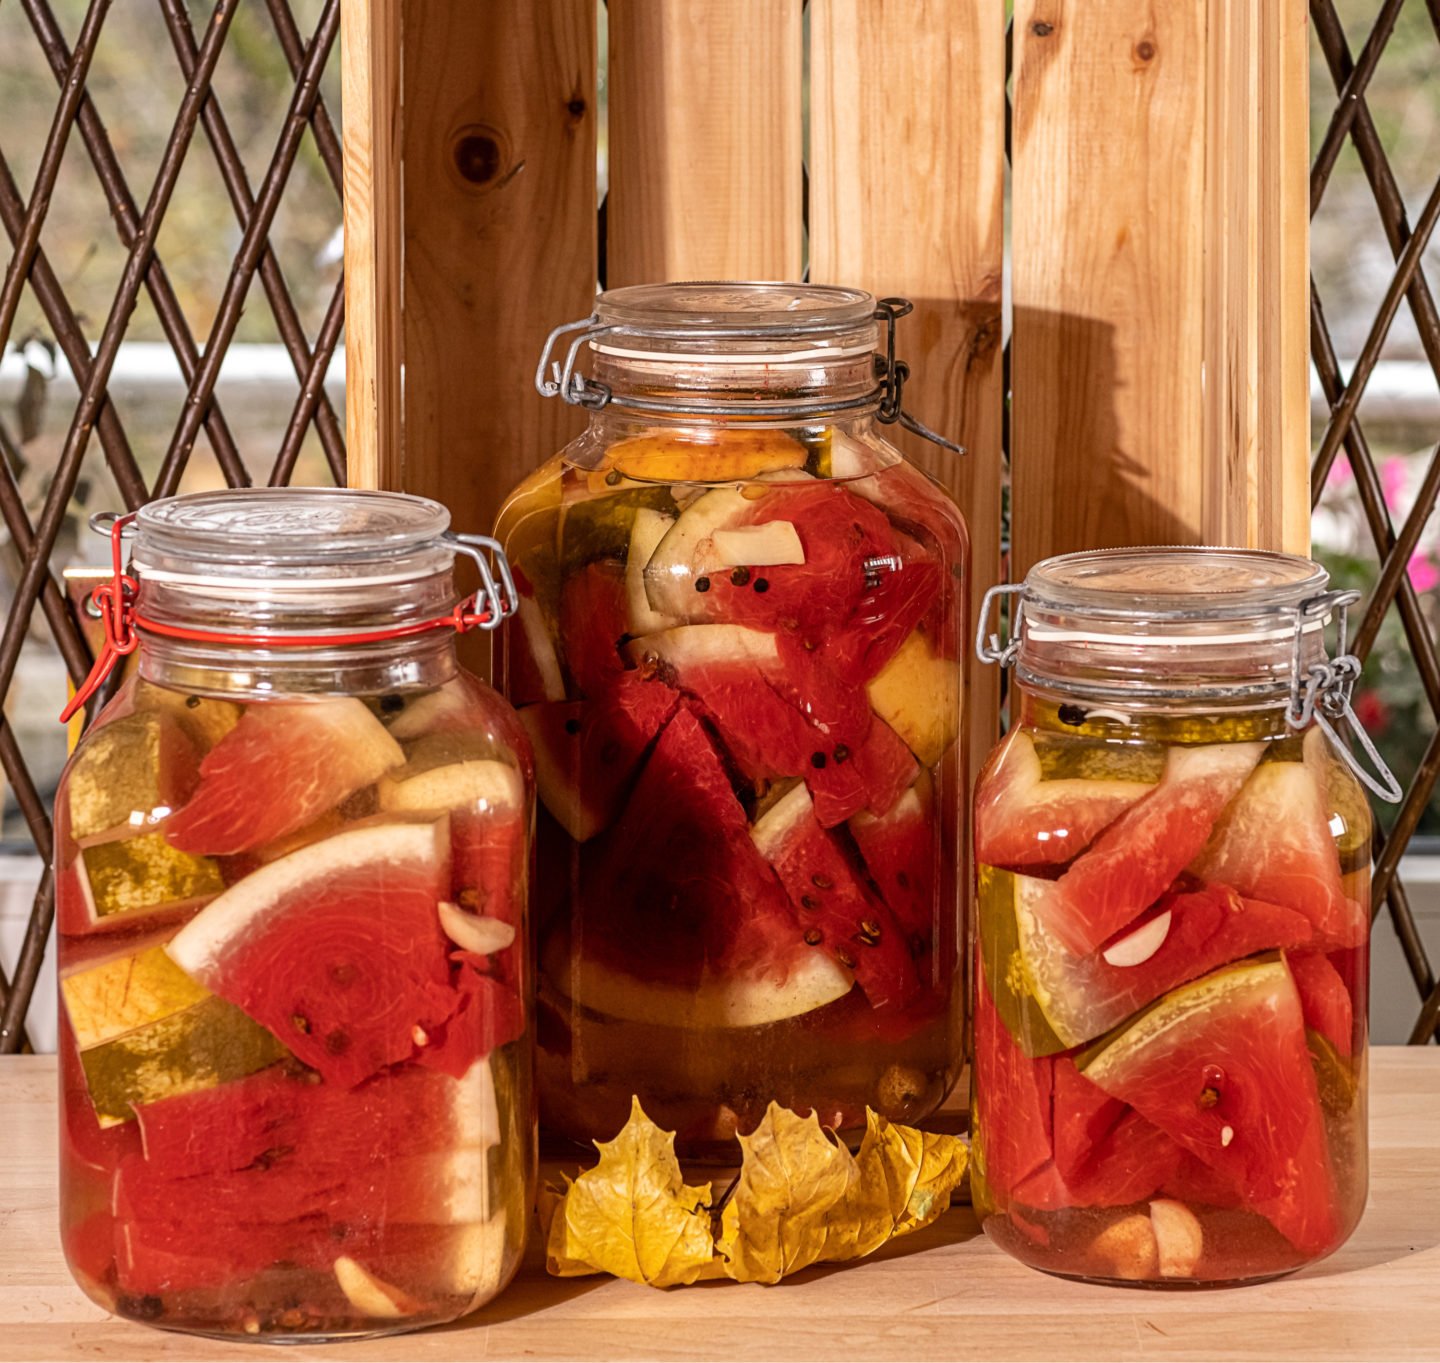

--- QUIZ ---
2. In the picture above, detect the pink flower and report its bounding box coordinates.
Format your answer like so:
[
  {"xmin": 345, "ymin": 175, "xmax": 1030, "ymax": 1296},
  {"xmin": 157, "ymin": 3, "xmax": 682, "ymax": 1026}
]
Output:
[
  {"xmin": 1353, "ymin": 689, "xmax": 1389, "ymax": 738},
  {"xmin": 1409, "ymin": 552, "xmax": 1440, "ymax": 595},
  {"xmin": 1382, "ymin": 457, "xmax": 1409, "ymax": 512},
  {"xmin": 1325, "ymin": 460, "xmax": 1354, "ymax": 489}
]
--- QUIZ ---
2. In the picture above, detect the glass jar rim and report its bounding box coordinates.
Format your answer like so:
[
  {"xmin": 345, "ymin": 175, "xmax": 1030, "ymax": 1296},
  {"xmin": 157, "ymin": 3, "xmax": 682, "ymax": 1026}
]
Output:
[
  {"xmin": 1022, "ymin": 546, "xmax": 1330, "ymax": 627},
  {"xmin": 593, "ymin": 281, "xmax": 877, "ymax": 339},
  {"xmin": 135, "ymin": 488, "xmax": 452, "ymax": 573}
]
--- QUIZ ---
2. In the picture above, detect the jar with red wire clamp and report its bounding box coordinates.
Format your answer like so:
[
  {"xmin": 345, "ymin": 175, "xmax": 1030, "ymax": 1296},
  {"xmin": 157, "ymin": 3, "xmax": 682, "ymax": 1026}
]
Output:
[{"xmin": 54, "ymin": 488, "xmax": 534, "ymax": 1340}]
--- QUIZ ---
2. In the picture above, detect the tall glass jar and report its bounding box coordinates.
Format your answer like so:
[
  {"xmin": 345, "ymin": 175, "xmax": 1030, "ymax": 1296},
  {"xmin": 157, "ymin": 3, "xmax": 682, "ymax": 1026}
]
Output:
[
  {"xmin": 970, "ymin": 547, "xmax": 1392, "ymax": 1285},
  {"xmin": 496, "ymin": 282, "xmax": 969, "ymax": 1157},
  {"xmin": 55, "ymin": 489, "xmax": 534, "ymax": 1340}
]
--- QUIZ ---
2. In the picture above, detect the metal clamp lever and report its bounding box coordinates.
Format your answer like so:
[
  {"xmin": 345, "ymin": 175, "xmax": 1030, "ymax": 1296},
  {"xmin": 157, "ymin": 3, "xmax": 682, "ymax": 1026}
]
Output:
[
  {"xmin": 975, "ymin": 582, "xmax": 1025, "ymax": 667},
  {"xmin": 445, "ymin": 532, "xmax": 519, "ymax": 629},
  {"xmin": 1286, "ymin": 590, "xmax": 1402, "ymax": 803}
]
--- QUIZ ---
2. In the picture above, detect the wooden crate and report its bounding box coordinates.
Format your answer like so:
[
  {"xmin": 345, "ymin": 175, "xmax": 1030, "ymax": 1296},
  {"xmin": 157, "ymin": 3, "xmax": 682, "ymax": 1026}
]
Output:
[{"xmin": 341, "ymin": 0, "xmax": 1312, "ymax": 773}]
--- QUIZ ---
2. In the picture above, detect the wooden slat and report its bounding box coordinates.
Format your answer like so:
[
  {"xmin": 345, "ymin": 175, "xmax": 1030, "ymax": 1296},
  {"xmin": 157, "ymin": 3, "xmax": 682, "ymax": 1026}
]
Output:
[
  {"xmin": 607, "ymin": 0, "xmax": 803, "ymax": 284},
  {"xmin": 810, "ymin": 0, "xmax": 1007, "ymax": 806},
  {"xmin": 400, "ymin": 0, "xmax": 597, "ymax": 536},
  {"xmin": 340, "ymin": 0, "xmax": 402, "ymax": 490},
  {"xmin": 1010, "ymin": 0, "xmax": 1310, "ymax": 576}
]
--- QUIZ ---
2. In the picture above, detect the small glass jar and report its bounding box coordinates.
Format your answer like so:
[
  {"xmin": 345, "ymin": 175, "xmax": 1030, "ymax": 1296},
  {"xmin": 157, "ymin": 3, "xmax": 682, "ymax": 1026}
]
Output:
[
  {"xmin": 496, "ymin": 282, "xmax": 969, "ymax": 1158},
  {"xmin": 970, "ymin": 547, "xmax": 1391, "ymax": 1286},
  {"xmin": 55, "ymin": 489, "xmax": 534, "ymax": 1340}
]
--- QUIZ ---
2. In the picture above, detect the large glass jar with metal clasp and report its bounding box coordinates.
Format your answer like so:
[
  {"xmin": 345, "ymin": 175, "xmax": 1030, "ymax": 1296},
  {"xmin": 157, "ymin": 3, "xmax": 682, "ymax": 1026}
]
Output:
[
  {"xmin": 496, "ymin": 282, "xmax": 969, "ymax": 1158},
  {"xmin": 970, "ymin": 547, "xmax": 1396, "ymax": 1286},
  {"xmin": 55, "ymin": 489, "xmax": 534, "ymax": 1340}
]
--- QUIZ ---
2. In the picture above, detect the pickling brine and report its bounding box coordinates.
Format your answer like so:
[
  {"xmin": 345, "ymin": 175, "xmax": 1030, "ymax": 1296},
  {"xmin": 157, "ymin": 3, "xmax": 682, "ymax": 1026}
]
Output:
[{"xmin": 970, "ymin": 548, "xmax": 1384, "ymax": 1286}]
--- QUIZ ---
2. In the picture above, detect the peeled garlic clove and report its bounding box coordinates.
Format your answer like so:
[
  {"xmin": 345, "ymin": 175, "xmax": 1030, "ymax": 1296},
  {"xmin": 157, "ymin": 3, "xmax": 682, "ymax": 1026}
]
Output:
[
  {"xmin": 438, "ymin": 901, "xmax": 516, "ymax": 955},
  {"xmin": 1150, "ymin": 1198, "xmax": 1204, "ymax": 1278},
  {"xmin": 1090, "ymin": 1212, "xmax": 1159, "ymax": 1280},
  {"xmin": 1102, "ymin": 910, "xmax": 1173, "ymax": 967},
  {"xmin": 333, "ymin": 1256, "xmax": 423, "ymax": 1318}
]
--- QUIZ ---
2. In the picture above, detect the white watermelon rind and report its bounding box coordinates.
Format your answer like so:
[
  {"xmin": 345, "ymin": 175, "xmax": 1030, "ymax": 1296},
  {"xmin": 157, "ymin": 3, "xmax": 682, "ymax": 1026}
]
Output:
[{"xmin": 166, "ymin": 819, "xmax": 449, "ymax": 978}]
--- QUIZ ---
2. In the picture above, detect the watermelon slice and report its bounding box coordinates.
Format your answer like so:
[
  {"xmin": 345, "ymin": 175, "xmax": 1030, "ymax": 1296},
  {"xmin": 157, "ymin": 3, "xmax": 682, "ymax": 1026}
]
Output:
[
  {"xmin": 574, "ymin": 708, "xmax": 856, "ymax": 1024},
  {"xmin": 378, "ymin": 759, "xmax": 528, "ymax": 926},
  {"xmin": 1191, "ymin": 750, "xmax": 1364, "ymax": 948},
  {"xmin": 750, "ymin": 784, "xmax": 919, "ymax": 1010},
  {"xmin": 850, "ymin": 781, "xmax": 937, "ymax": 941},
  {"xmin": 1081, "ymin": 956, "xmax": 1340, "ymax": 1254},
  {"xmin": 974, "ymin": 730, "xmax": 1154, "ymax": 869},
  {"xmin": 1044, "ymin": 742, "xmax": 1264, "ymax": 955},
  {"xmin": 1287, "ymin": 951, "xmax": 1355, "ymax": 1057},
  {"xmin": 625, "ymin": 507, "xmax": 680, "ymax": 635},
  {"xmin": 1009, "ymin": 875, "xmax": 1314, "ymax": 1049},
  {"xmin": 1016, "ymin": 1109, "xmax": 1180, "ymax": 1212},
  {"xmin": 66, "ymin": 710, "xmax": 201, "ymax": 844},
  {"xmin": 510, "ymin": 595, "xmax": 567, "ymax": 704},
  {"xmin": 558, "ymin": 560, "xmax": 630, "ymax": 697},
  {"xmin": 820, "ymin": 557, "xmax": 944, "ymax": 686},
  {"xmin": 519, "ymin": 672, "xmax": 680, "ymax": 841},
  {"xmin": 972, "ymin": 957, "xmax": 1054, "ymax": 1199},
  {"xmin": 416, "ymin": 956, "xmax": 526, "ymax": 1077},
  {"xmin": 542, "ymin": 928, "xmax": 853, "ymax": 1031},
  {"xmin": 167, "ymin": 821, "xmax": 457, "ymax": 1087},
  {"xmin": 164, "ymin": 698, "xmax": 405, "ymax": 856},
  {"xmin": 117, "ymin": 1058, "xmax": 503, "ymax": 1297}
]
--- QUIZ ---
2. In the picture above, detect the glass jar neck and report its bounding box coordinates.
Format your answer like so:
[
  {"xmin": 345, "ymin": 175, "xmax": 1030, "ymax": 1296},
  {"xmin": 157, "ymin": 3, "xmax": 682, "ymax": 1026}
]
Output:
[
  {"xmin": 588, "ymin": 347, "xmax": 881, "ymax": 423},
  {"xmin": 1016, "ymin": 682, "xmax": 1297, "ymax": 744},
  {"xmin": 134, "ymin": 570, "xmax": 460, "ymax": 698}
]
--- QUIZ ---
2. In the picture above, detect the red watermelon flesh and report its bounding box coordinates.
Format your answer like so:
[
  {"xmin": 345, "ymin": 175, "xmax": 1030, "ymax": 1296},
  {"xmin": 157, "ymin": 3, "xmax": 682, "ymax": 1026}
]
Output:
[
  {"xmin": 134, "ymin": 1060, "xmax": 492, "ymax": 1178},
  {"xmin": 453, "ymin": 808, "xmax": 525, "ymax": 925},
  {"xmin": 1191, "ymin": 756, "xmax": 1362, "ymax": 948},
  {"xmin": 416, "ymin": 956, "xmax": 525, "ymax": 1078},
  {"xmin": 166, "ymin": 822, "xmax": 458, "ymax": 1088},
  {"xmin": 1046, "ymin": 742, "xmax": 1264, "ymax": 956},
  {"xmin": 697, "ymin": 483, "xmax": 898, "ymax": 642},
  {"xmin": 1287, "ymin": 951, "xmax": 1355, "ymax": 1057},
  {"xmin": 820, "ymin": 557, "xmax": 944, "ymax": 686},
  {"xmin": 581, "ymin": 708, "xmax": 802, "ymax": 988},
  {"xmin": 750, "ymin": 784, "xmax": 919, "ymax": 1010},
  {"xmin": 165, "ymin": 698, "xmax": 405, "ymax": 856},
  {"xmin": 520, "ymin": 674, "xmax": 680, "ymax": 842},
  {"xmin": 808, "ymin": 713, "xmax": 918, "ymax": 828},
  {"xmin": 1082, "ymin": 956, "xmax": 1340, "ymax": 1254},
  {"xmin": 973, "ymin": 957, "xmax": 1054, "ymax": 1199},
  {"xmin": 1015, "ymin": 1109, "xmax": 1180, "ymax": 1212},
  {"xmin": 1015, "ymin": 879, "xmax": 1315, "ymax": 1049},
  {"xmin": 558, "ymin": 560, "xmax": 629, "ymax": 698},
  {"xmin": 974, "ymin": 731, "xmax": 1155, "ymax": 869},
  {"xmin": 850, "ymin": 783, "xmax": 936, "ymax": 941},
  {"xmin": 1053, "ymin": 1057, "xmax": 1126, "ymax": 1181},
  {"xmin": 1161, "ymin": 1150, "xmax": 1246, "ymax": 1210}
]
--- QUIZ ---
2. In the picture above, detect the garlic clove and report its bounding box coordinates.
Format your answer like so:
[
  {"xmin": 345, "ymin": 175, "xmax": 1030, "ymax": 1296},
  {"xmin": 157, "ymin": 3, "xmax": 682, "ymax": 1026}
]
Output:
[
  {"xmin": 438, "ymin": 901, "xmax": 516, "ymax": 956},
  {"xmin": 1102, "ymin": 910, "xmax": 1173, "ymax": 967}
]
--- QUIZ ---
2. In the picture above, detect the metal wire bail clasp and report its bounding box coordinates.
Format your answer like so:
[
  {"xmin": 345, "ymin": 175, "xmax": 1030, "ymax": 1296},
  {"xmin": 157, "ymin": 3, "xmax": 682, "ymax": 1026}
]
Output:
[
  {"xmin": 534, "ymin": 315, "xmax": 615, "ymax": 410},
  {"xmin": 975, "ymin": 583, "xmax": 1025, "ymax": 668},
  {"xmin": 1287, "ymin": 589, "xmax": 1402, "ymax": 803},
  {"xmin": 445, "ymin": 533, "xmax": 519, "ymax": 631},
  {"xmin": 873, "ymin": 297, "xmax": 966, "ymax": 456}
]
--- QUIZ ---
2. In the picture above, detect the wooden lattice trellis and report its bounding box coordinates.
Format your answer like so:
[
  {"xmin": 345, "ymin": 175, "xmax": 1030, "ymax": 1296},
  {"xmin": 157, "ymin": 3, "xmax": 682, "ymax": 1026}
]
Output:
[{"xmin": 0, "ymin": 0, "xmax": 345, "ymax": 1050}]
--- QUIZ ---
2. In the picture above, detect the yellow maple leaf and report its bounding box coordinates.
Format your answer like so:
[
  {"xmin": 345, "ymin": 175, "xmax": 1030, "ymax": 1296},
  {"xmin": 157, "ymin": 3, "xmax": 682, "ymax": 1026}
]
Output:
[
  {"xmin": 716, "ymin": 1104, "xmax": 969, "ymax": 1281},
  {"xmin": 540, "ymin": 1097, "xmax": 716, "ymax": 1288},
  {"xmin": 540, "ymin": 1098, "xmax": 969, "ymax": 1288}
]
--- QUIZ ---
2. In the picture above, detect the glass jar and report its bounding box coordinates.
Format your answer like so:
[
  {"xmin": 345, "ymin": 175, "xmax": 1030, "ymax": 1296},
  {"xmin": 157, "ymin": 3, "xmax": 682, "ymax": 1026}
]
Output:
[
  {"xmin": 496, "ymin": 282, "xmax": 969, "ymax": 1158},
  {"xmin": 55, "ymin": 489, "xmax": 534, "ymax": 1340},
  {"xmin": 970, "ymin": 547, "xmax": 1394, "ymax": 1286}
]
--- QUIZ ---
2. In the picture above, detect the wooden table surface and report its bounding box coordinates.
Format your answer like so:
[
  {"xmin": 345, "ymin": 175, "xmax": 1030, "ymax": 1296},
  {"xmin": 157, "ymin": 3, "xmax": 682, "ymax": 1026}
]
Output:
[{"xmin": 2, "ymin": 1050, "xmax": 1438, "ymax": 1363}]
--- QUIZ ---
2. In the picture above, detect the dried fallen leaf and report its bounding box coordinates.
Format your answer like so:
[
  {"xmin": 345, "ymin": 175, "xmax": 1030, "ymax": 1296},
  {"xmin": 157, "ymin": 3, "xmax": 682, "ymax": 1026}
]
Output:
[
  {"xmin": 539, "ymin": 1098, "xmax": 969, "ymax": 1288},
  {"xmin": 542, "ymin": 1096, "xmax": 716, "ymax": 1288}
]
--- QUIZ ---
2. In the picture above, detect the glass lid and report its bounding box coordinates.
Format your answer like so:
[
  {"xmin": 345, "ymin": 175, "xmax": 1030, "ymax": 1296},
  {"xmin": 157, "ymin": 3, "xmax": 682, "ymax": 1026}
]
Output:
[{"xmin": 593, "ymin": 281, "xmax": 877, "ymax": 337}]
